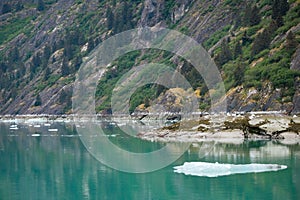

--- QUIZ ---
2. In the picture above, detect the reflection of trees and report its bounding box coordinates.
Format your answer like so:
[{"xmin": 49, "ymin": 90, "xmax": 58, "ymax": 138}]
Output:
[{"xmin": 0, "ymin": 123, "xmax": 299, "ymax": 199}]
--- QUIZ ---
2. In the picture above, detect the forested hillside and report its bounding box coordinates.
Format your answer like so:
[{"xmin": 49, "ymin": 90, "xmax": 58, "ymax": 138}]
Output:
[{"xmin": 0, "ymin": 0, "xmax": 299, "ymax": 115}]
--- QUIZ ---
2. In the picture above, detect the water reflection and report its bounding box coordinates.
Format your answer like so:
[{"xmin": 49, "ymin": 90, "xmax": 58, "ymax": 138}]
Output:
[{"xmin": 0, "ymin": 122, "xmax": 299, "ymax": 200}]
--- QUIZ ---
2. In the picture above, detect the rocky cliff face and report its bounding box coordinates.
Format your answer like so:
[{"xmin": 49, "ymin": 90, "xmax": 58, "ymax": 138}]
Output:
[
  {"xmin": 0, "ymin": 0, "xmax": 299, "ymax": 115},
  {"xmin": 291, "ymin": 29, "xmax": 300, "ymax": 113}
]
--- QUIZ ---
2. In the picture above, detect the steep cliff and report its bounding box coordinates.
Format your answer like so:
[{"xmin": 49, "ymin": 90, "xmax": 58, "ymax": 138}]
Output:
[{"xmin": 0, "ymin": 0, "xmax": 299, "ymax": 115}]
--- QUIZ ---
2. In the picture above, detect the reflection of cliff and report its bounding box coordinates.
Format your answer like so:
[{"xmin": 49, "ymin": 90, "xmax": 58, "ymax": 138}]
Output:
[
  {"xmin": 189, "ymin": 140, "xmax": 298, "ymax": 164},
  {"xmin": 0, "ymin": 123, "xmax": 300, "ymax": 199},
  {"xmin": 249, "ymin": 142, "xmax": 291, "ymax": 162}
]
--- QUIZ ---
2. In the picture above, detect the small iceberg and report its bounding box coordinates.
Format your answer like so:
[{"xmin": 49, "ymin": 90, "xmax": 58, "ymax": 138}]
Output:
[
  {"xmin": 174, "ymin": 162, "xmax": 287, "ymax": 177},
  {"xmin": 48, "ymin": 129, "xmax": 58, "ymax": 132},
  {"xmin": 31, "ymin": 134, "xmax": 41, "ymax": 137},
  {"xmin": 9, "ymin": 125, "xmax": 19, "ymax": 130}
]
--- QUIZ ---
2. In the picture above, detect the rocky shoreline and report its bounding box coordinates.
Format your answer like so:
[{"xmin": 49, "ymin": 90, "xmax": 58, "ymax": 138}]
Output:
[
  {"xmin": 137, "ymin": 113, "xmax": 300, "ymax": 143},
  {"xmin": 1, "ymin": 113, "xmax": 300, "ymax": 144}
]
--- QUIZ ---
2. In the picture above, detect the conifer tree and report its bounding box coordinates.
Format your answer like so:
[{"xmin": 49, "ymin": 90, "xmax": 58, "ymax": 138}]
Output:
[
  {"xmin": 249, "ymin": 5, "xmax": 261, "ymax": 26},
  {"xmin": 37, "ymin": 0, "xmax": 45, "ymax": 11},
  {"xmin": 87, "ymin": 37, "xmax": 95, "ymax": 52},
  {"xmin": 233, "ymin": 41, "xmax": 242, "ymax": 59},
  {"xmin": 272, "ymin": 0, "xmax": 289, "ymax": 26},
  {"xmin": 215, "ymin": 39, "xmax": 232, "ymax": 66},
  {"xmin": 285, "ymin": 31, "xmax": 298, "ymax": 52},
  {"xmin": 61, "ymin": 58, "xmax": 69, "ymax": 76},
  {"xmin": 1, "ymin": 4, "xmax": 12, "ymax": 14},
  {"xmin": 43, "ymin": 67, "xmax": 51, "ymax": 81},
  {"xmin": 243, "ymin": 5, "xmax": 261, "ymax": 26},
  {"xmin": 242, "ymin": 31, "xmax": 251, "ymax": 45},
  {"xmin": 34, "ymin": 94, "xmax": 42, "ymax": 106},
  {"xmin": 106, "ymin": 7, "xmax": 114, "ymax": 30},
  {"xmin": 251, "ymin": 29, "xmax": 271, "ymax": 57}
]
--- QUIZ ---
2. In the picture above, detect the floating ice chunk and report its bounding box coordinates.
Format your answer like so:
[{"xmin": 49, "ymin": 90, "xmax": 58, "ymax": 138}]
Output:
[
  {"xmin": 33, "ymin": 124, "xmax": 41, "ymax": 128},
  {"xmin": 9, "ymin": 125, "xmax": 19, "ymax": 130},
  {"xmin": 48, "ymin": 129, "xmax": 58, "ymax": 132},
  {"xmin": 44, "ymin": 123, "xmax": 51, "ymax": 127},
  {"xmin": 31, "ymin": 134, "xmax": 40, "ymax": 137},
  {"xmin": 174, "ymin": 162, "xmax": 287, "ymax": 177}
]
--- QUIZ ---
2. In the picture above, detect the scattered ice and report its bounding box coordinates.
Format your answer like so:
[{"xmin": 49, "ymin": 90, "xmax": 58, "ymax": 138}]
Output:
[
  {"xmin": 174, "ymin": 162, "xmax": 287, "ymax": 177},
  {"xmin": 44, "ymin": 123, "xmax": 51, "ymax": 127},
  {"xmin": 31, "ymin": 134, "xmax": 41, "ymax": 137},
  {"xmin": 33, "ymin": 124, "xmax": 41, "ymax": 128}
]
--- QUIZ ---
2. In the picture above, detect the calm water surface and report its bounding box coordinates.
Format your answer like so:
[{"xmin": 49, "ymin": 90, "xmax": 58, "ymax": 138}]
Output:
[{"xmin": 0, "ymin": 122, "xmax": 299, "ymax": 200}]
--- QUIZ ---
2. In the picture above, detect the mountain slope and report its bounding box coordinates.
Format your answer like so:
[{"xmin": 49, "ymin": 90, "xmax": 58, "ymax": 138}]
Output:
[{"xmin": 0, "ymin": 0, "xmax": 299, "ymax": 115}]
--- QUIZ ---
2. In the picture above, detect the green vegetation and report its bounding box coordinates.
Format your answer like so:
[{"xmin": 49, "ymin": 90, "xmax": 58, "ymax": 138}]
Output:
[
  {"xmin": 209, "ymin": 0, "xmax": 300, "ymax": 101},
  {"xmin": 0, "ymin": 0, "xmax": 299, "ymax": 114},
  {"xmin": 203, "ymin": 25, "xmax": 231, "ymax": 49},
  {"xmin": 0, "ymin": 17, "xmax": 33, "ymax": 45}
]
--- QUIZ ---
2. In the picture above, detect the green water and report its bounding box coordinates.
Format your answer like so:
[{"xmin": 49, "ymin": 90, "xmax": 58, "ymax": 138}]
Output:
[{"xmin": 0, "ymin": 122, "xmax": 299, "ymax": 200}]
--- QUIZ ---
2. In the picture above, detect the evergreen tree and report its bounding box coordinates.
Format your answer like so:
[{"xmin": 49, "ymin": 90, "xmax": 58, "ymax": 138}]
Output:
[
  {"xmin": 31, "ymin": 53, "xmax": 42, "ymax": 74},
  {"xmin": 144, "ymin": 97, "xmax": 150, "ymax": 108},
  {"xmin": 112, "ymin": 0, "xmax": 116, "ymax": 7},
  {"xmin": 87, "ymin": 37, "xmax": 95, "ymax": 52},
  {"xmin": 1, "ymin": 4, "xmax": 12, "ymax": 14},
  {"xmin": 272, "ymin": 0, "xmax": 289, "ymax": 25},
  {"xmin": 242, "ymin": 31, "xmax": 251, "ymax": 46},
  {"xmin": 249, "ymin": 5, "xmax": 261, "ymax": 26},
  {"xmin": 59, "ymin": 89, "xmax": 72, "ymax": 109},
  {"xmin": 285, "ymin": 31, "xmax": 298, "ymax": 52},
  {"xmin": 43, "ymin": 67, "xmax": 51, "ymax": 81},
  {"xmin": 233, "ymin": 62, "xmax": 245, "ymax": 86},
  {"xmin": 243, "ymin": 4, "xmax": 261, "ymax": 26},
  {"xmin": 42, "ymin": 45, "xmax": 51, "ymax": 68},
  {"xmin": 44, "ymin": 45, "xmax": 51, "ymax": 60},
  {"xmin": 61, "ymin": 58, "xmax": 69, "ymax": 76},
  {"xmin": 63, "ymin": 31, "xmax": 73, "ymax": 60},
  {"xmin": 9, "ymin": 47, "xmax": 19, "ymax": 63},
  {"xmin": 234, "ymin": 13, "xmax": 242, "ymax": 30},
  {"xmin": 15, "ymin": 2, "xmax": 24, "ymax": 11},
  {"xmin": 0, "ymin": 62, "xmax": 8, "ymax": 73},
  {"xmin": 233, "ymin": 41, "xmax": 242, "ymax": 59},
  {"xmin": 251, "ymin": 29, "xmax": 271, "ymax": 58},
  {"xmin": 34, "ymin": 94, "xmax": 42, "ymax": 106},
  {"xmin": 37, "ymin": 0, "xmax": 45, "ymax": 11},
  {"xmin": 74, "ymin": 56, "xmax": 82, "ymax": 71},
  {"xmin": 215, "ymin": 39, "xmax": 232, "ymax": 66},
  {"xmin": 106, "ymin": 7, "xmax": 114, "ymax": 30},
  {"xmin": 59, "ymin": 90, "xmax": 67, "ymax": 104}
]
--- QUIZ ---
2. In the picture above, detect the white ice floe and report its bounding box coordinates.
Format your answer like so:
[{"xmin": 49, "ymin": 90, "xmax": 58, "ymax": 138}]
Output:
[
  {"xmin": 9, "ymin": 124, "xmax": 18, "ymax": 130},
  {"xmin": 33, "ymin": 124, "xmax": 41, "ymax": 128},
  {"xmin": 48, "ymin": 129, "xmax": 58, "ymax": 132},
  {"xmin": 174, "ymin": 162, "xmax": 287, "ymax": 177},
  {"xmin": 31, "ymin": 134, "xmax": 40, "ymax": 137}
]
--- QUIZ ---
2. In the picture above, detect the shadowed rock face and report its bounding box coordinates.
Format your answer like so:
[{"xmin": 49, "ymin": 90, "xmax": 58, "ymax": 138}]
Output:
[
  {"xmin": 292, "ymin": 78, "xmax": 300, "ymax": 114},
  {"xmin": 291, "ymin": 46, "xmax": 300, "ymax": 114},
  {"xmin": 291, "ymin": 45, "xmax": 300, "ymax": 71}
]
